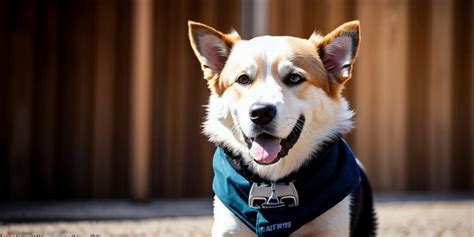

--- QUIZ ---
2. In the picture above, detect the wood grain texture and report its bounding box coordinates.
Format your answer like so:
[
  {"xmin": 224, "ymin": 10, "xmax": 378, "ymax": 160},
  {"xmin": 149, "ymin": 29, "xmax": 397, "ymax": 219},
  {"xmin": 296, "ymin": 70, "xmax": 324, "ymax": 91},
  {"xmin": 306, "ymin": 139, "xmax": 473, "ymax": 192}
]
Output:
[
  {"xmin": 7, "ymin": 0, "xmax": 35, "ymax": 200},
  {"xmin": 451, "ymin": 0, "xmax": 473, "ymax": 191},
  {"xmin": 31, "ymin": 0, "xmax": 58, "ymax": 200},
  {"xmin": 353, "ymin": 0, "xmax": 382, "ymax": 189},
  {"xmin": 92, "ymin": 0, "xmax": 117, "ymax": 198},
  {"xmin": 0, "ymin": 0, "xmax": 9, "ymax": 201},
  {"xmin": 428, "ymin": 0, "xmax": 453, "ymax": 191},
  {"xmin": 130, "ymin": 0, "xmax": 153, "ymax": 200},
  {"xmin": 1, "ymin": 0, "xmax": 472, "ymax": 199}
]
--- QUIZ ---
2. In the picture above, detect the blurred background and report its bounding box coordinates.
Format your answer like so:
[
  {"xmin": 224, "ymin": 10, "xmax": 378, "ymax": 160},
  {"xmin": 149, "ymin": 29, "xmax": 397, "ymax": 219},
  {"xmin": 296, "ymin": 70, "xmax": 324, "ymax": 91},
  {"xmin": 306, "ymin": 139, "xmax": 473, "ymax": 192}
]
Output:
[{"xmin": 1, "ymin": 0, "xmax": 472, "ymax": 202}]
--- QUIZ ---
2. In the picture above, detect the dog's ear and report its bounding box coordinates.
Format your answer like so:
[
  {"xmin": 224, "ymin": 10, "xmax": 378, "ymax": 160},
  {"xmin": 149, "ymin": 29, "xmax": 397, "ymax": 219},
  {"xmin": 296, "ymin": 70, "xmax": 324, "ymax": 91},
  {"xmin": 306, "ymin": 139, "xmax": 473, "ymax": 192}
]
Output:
[
  {"xmin": 311, "ymin": 21, "xmax": 360, "ymax": 85},
  {"xmin": 188, "ymin": 21, "xmax": 240, "ymax": 94}
]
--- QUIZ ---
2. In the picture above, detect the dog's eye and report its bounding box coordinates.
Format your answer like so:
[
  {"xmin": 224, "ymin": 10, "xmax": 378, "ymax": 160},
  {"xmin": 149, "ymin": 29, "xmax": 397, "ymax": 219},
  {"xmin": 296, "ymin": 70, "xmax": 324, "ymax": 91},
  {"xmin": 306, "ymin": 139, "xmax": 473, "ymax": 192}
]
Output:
[
  {"xmin": 236, "ymin": 75, "xmax": 251, "ymax": 85},
  {"xmin": 284, "ymin": 73, "xmax": 305, "ymax": 86}
]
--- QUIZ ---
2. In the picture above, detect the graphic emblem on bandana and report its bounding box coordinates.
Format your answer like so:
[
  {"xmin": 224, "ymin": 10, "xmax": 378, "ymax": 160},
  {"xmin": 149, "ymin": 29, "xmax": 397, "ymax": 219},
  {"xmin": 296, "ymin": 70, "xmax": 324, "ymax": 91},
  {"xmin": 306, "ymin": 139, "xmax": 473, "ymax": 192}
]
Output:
[{"xmin": 248, "ymin": 182, "xmax": 299, "ymax": 209}]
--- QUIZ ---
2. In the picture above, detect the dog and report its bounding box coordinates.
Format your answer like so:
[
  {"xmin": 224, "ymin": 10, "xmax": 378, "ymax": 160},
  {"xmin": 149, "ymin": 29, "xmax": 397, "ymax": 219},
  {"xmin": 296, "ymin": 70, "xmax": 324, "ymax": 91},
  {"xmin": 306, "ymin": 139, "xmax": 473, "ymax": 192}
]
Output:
[{"xmin": 188, "ymin": 20, "xmax": 377, "ymax": 237}]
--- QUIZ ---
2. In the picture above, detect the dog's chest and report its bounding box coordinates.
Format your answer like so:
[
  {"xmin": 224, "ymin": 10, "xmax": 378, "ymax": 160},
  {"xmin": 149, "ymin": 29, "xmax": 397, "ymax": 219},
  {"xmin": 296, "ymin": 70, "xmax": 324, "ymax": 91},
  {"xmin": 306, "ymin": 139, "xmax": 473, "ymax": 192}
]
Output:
[
  {"xmin": 212, "ymin": 140, "xmax": 360, "ymax": 236},
  {"xmin": 213, "ymin": 195, "xmax": 352, "ymax": 237}
]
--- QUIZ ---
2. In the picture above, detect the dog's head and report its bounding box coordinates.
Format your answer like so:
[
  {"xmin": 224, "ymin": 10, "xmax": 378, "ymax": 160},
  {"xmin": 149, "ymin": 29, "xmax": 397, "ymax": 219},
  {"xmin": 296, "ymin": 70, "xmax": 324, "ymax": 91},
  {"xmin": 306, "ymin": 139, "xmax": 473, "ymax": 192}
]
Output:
[{"xmin": 188, "ymin": 21, "xmax": 360, "ymax": 180}]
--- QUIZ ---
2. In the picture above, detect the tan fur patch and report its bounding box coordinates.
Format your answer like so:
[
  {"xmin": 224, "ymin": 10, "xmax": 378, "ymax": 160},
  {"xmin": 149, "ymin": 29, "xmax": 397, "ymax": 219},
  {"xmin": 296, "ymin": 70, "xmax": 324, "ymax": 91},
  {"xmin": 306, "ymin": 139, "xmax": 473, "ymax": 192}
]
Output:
[
  {"xmin": 283, "ymin": 37, "xmax": 337, "ymax": 98},
  {"xmin": 295, "ymin": 82, "xmax": 312, "ymax": 99}
]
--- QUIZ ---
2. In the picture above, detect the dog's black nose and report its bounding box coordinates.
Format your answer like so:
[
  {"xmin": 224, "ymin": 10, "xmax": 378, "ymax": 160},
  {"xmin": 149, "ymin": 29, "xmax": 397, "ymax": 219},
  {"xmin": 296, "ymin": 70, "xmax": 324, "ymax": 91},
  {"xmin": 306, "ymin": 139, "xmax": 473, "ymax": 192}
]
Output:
[{"xmin": 249, "ymin": 103, "xmax": 277, "ymax": 125}]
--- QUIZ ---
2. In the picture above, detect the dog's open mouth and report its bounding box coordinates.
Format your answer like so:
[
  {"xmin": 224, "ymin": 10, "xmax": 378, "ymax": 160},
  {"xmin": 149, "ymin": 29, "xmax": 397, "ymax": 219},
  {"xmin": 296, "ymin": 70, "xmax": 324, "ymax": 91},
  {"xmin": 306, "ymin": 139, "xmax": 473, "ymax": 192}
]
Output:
[{"xmin": 243, "ymin": 116, "xmax": 305, "ymax": 165}]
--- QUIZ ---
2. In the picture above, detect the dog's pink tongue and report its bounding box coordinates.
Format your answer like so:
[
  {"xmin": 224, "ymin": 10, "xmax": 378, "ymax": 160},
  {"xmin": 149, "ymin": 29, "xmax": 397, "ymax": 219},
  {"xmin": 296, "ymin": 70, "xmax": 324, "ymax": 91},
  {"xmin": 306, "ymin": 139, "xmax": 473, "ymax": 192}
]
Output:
[{"xmin": 250, "ymin": 136, "xmax": 282, "ymax": 164}]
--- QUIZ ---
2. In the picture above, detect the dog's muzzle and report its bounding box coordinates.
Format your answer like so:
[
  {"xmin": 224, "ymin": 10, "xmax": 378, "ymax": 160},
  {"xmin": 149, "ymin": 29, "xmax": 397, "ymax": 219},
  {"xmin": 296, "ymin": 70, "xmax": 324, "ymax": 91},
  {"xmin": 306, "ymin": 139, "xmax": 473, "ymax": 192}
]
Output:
[{"xmin": 243, "ymin": 115, "xmax": 305, "ymax": 165}]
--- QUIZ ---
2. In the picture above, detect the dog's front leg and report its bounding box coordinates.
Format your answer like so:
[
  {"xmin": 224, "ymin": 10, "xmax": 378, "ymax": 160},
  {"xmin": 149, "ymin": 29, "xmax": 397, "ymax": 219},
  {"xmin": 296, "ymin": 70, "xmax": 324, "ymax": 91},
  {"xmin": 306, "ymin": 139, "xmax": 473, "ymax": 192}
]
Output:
[{"xmin": 212, "ymin": 196, "xmax": 255, "ymax": 236}]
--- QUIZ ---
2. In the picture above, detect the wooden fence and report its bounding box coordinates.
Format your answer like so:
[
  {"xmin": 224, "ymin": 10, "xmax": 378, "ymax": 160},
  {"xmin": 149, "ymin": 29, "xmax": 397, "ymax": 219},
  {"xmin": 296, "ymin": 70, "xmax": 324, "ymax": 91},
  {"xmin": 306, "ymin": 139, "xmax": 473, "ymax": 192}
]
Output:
[{"xmin": 1, "ymin": 0, "xmax": 472, "ymax": 201}]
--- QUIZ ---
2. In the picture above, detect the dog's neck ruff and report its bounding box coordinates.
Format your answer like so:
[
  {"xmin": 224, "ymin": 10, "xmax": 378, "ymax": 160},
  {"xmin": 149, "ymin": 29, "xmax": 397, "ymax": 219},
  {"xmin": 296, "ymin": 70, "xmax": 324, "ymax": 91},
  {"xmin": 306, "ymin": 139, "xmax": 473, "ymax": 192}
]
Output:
[{"xmin": 213, "ymin": 139, "xmax": 361, "ymax": 236}]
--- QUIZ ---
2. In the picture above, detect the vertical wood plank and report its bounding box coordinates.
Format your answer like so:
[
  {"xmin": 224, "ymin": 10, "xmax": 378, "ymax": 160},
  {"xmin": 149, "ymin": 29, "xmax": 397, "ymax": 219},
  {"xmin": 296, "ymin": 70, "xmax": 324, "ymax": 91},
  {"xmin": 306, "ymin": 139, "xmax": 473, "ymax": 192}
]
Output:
[
  {"xmin": 354, "ymin": 0, "xmax": 382, "ymax": 190},
  {"xmin": 285, "ymin": 0, "xmax": 304, "ymax": 37},
  {"xmin": 31, "ymin": 0, "xmax": 58, "ymax": 199},
  {"xmin": 253, "ymin": 0, "xmax": 268, "ymax": 37},
  {"xmin": 451, "ymin": 0, "xmax": 472, "ymax": 190},
  {"xmin": 71, "ymin": 1, "xmax": 95, "ymax": 198},
  {"xmin": 130, "ymin": 0, "xmax": 153, "ymax": 200},
  {"xmin": 112, "ymin": 0, "xmax": 132, "ymax": 198},
  {"xmin": 151, "ymin": 0, "xmax": 163, "ymax": 197},
  {"xmin": 240, "ymin": 0, "xmax": 255, "ymax": 38},
  {"xmin": 52, "ymin": 1, "xmax": 95, "ymax": 198},
  {"xmin": 0, "ymin": 0, "xmax": 9, "ymax": 201},
  {"xmin": 428, "ymin": 0, "xmax": 453, "ymax": 191},
  {"xmin": 55, "ymin": 0, "xmax": 76, "ymax": 198},
  {"xmin": 406, "ymin": 0, "xmax": 431, "ymax": 191},
  {"xmin": 151, "ymin": 0, "xmax": 169, "ymax": 197},
  {"xmin": 162, "ymin": 0, "xmax": 177, "ymax": 198},
  {"xmin": 470, "ymin": 1, "xmax": 474, "ymax": 191},
  {"xmin": 7, "ymin": 0, "xmax": 35, "ymax": 200},
  {"xmin": 92, "ymin": 0, "xmax": 117, "ymax": 198},
  {"xmin": 304, "ymin": 0, "xmax": 330, "ymax": 35},
  {"xmin": 171, "ymin": 0, "xmax": 188, "ymax": 197},
  {"xmin": 376, "ymin": 0, "xmax": 408, "ymax": 191},
  {"xmin": 268, "ymin": 0, "xmax": 282, "ymax": 35},
  {"xmin": 327, "ymin": 0, "xmax": 356, "ymax": 28}
]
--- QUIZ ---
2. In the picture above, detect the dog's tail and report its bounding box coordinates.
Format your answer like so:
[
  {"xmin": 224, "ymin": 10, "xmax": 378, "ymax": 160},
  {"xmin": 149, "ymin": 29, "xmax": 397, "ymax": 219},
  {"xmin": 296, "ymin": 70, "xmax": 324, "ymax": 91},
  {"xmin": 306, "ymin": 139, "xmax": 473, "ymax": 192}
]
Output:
[{"xmin": 350, "ymin": 168, "xmax": 377, "ymax": 237}]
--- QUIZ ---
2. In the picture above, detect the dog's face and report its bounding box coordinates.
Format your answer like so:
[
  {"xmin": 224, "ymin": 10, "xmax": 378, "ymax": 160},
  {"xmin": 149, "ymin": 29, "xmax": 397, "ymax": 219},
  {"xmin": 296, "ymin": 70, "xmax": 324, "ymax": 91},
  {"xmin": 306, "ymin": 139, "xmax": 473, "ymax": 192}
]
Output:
[{"xmin": 189, "ymin": 21, "xmax": 360, "ymax": 180}]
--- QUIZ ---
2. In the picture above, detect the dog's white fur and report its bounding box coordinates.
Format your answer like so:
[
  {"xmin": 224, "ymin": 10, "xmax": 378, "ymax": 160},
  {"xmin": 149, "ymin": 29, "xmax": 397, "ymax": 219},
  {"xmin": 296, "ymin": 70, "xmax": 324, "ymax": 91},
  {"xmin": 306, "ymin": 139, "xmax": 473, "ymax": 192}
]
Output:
[
  {"xmin": 203, "ymin": 36, "xmax": 354, "ymax": 181},
  {"xmin": 189, "ymin": 21, "xmax": 360, "ymax": 236}
]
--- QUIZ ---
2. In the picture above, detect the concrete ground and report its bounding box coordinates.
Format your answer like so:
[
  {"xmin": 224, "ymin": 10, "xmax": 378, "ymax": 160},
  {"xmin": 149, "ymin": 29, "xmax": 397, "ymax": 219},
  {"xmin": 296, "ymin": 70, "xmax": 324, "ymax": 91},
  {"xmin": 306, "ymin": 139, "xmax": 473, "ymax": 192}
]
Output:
[{"xmin": 1, "ymin": 195, "xmax": 473, "ymax": 236}]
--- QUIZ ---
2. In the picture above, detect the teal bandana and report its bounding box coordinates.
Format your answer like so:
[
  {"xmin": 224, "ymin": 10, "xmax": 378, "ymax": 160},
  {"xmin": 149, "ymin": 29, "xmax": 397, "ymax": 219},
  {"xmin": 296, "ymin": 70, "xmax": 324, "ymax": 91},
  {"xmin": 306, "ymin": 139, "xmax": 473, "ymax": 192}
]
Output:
[{"xmin": 213, "ymin": 139, "xmax": 361, "ymax": 236}]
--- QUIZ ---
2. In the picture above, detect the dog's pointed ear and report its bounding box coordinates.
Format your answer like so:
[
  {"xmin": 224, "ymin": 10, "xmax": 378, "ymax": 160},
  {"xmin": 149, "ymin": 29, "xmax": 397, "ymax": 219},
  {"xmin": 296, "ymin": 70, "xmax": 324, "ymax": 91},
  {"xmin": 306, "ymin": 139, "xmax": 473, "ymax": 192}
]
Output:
[
  {"xmin": 311, "ymin": 21, "xmax": 360, "ymax": 85},
  {"xmin": 188, "ymin": 21, "xmax": 240, "ymax": 74},
  {"xmin": 188, "ymin": 21, "xmax": 241, "ymax": 94}
]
